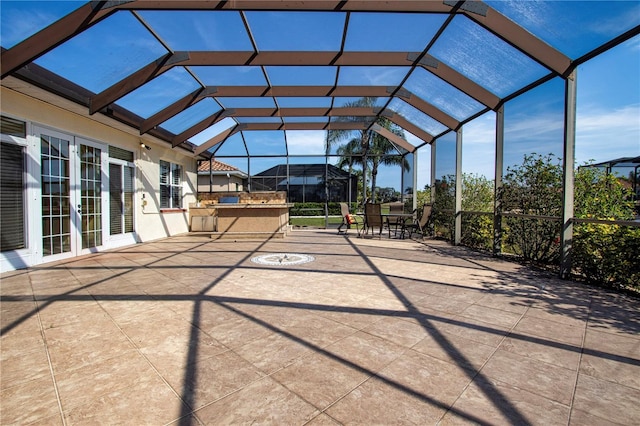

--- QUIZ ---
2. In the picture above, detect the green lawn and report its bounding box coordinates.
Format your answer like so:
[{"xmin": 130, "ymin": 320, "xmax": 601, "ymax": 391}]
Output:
[{"xmin": 290, "ymin": 216, "xmax": 343, "ymax": 227}]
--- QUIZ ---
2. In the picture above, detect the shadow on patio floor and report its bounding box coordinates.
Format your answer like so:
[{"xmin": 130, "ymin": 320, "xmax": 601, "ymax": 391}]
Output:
[{"xmin": 1, "ymin": 230, "xmax": 639, "ymax": 425}]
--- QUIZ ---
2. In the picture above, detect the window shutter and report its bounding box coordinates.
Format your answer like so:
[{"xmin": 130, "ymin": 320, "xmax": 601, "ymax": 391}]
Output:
[
  {"xmin": 1, "ymin": 142, "xmax": 26, "ymax": 251},
  {"xmin": 109, "ymin": 163, "xmax": 123, "ymax": 235},
  {"xmin": 0, "ymin": 116, "xmax": 26, "ymax": 138},
  {"xmin": 108, "ymin": 146, "xmax": 133, "ymax": 162},
  {"xmin": 124, "ymin": 166, "xmax": 134, "ymax": 233}
]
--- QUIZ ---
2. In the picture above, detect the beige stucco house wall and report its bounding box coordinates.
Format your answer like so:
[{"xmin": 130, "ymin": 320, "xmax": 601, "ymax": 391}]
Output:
[{"xmin": 1, "ymin": 81, "xmax": 199, "ymax": 271}]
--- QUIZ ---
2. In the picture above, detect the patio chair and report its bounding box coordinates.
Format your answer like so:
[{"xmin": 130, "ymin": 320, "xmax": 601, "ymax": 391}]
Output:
[
  {"xmin": 363, "ymin": 203, "xmax": 384, "ymax": 238},
  {"xmin": 405, "ymin": 203, "xmax": 433, "ymax": 239},
  {"xmin": 386, "ymin": 202, "xmax": 406, "ymax": 238},
  {"xmin": 389, "ymin": 202, "xmax": 404, "ymax": 214},
  {"xmin": 337, "ymin": 202, "xmax": 363, "ymax": 235}
]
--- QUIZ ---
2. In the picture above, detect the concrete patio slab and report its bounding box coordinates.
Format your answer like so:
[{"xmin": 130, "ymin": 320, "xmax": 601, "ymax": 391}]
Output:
[{"xmin": 1, "ymin": 230, "xmax": 639, "ymax": 425}]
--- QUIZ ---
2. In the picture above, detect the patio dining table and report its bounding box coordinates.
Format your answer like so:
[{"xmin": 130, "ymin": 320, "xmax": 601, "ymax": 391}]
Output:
[{"xmin": 382, "ymin": 213, "xmax": 414, "ymax": 239}]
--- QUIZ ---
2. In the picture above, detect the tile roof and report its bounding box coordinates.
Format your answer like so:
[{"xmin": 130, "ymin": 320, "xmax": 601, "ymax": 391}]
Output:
[{"xmin": 198, "ymin": 159, "xmax": 240, "ymax": 173}]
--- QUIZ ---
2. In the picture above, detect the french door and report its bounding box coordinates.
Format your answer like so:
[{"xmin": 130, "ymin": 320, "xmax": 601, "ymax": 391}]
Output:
[{"xmin": 38, "ymin": 127, "xmax": 108, "ymax": 261}]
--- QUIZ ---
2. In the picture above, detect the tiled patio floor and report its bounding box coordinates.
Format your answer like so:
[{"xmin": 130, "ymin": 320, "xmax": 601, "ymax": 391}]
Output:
[{"xmin": 1, "ymin": 230, "xmax": 639, "ymax": 425}]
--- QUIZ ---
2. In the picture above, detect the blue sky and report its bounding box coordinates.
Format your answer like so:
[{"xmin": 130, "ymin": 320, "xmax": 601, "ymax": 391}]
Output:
[
  {"xmin": 392, "ymin": 33, "xmax": 640, "ymax": 190},
  {"xmin": 1, "ymin": 1, "xmax": 639, "ymax": 192}
]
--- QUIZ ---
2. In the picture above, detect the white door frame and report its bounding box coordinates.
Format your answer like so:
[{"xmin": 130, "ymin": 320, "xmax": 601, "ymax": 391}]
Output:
[
  {"xmin": 34, "ymin": 126, "xmax": 108, "ymax": 263},
  {"xmin": 75, "ymin": 136, "xmax": 109, "ymax": 256}
]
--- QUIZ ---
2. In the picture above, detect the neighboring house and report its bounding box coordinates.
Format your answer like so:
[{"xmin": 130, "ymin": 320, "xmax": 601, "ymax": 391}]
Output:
[
  {"xmin": 197, "ymin": 159, "xmax": 247, "ymax": 193},
  {"xmin": 252, "ymin": 164, "xmax": 357, "ymax": 203},
  {"xmin": 0, "ymin": 85, "xmax": 201, "ymax": 272}
]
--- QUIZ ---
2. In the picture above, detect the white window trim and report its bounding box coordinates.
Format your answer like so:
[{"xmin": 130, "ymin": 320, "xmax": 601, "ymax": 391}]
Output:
[
  {"xmin": 0, "ymin": 118, "xmax": 36, "ymax": 272},
  {"xmin": 160, "ymin": 160, "xmax": 183, "ymax": 210},
  {"xmin": 108, "ymin": 149, "xmax": 137, "ymax": 243}
]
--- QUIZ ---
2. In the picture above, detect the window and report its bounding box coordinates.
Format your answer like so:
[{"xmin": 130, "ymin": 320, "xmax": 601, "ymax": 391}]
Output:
[
  {"xmin": 1, "ymin": 142, "xmax": 26, "ymax": 251},
  {"xmin": 1, "ymin": 116, "xmax": 27, "ymax": 252},
  {"xmin": 109, "ymin": 146, "xmax": 135, "ymax": 235},
  {"xmin": 160, "ymin": 160, "xmax": 182, "ymax": 209},
  {"xmin": 109, "ymin": 161, "xmax": 135, "ymax": 235}
]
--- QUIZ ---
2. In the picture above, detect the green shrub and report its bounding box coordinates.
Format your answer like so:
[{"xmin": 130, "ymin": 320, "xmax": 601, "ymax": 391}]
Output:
[
  {"xmin": 289, "ymin": 203, "xmax": 325, "ymax": 216},
  {"xmin": 572, "ymin": 164, "xmax": 640, "ymax": 290},
  {"xmin": 432, "ymin": 176, "xmax": 455, "ymax": 241},
  {"xmin": 430, "ymin": 154, "xmax": 639, "ymax": 292},
  {"xmin": 432, "ymin": 173, "xmax": 494, "ymax": 244},
  {"xmin": 573, "ymin": 223, "xmax": 640, "ymax": 290},
  {"xmin": 460, "ymin": 173, "xmax": 494, "ymax": 250},
  {"xmin": 500, "ymin": 153, "xmax": 563, "ymax": 263},
  {"xmin": 502, "ymin": 216, "xmax": 561, "ymax": 263},
  {"xmin": 461, "ymin": 213, "xmax": 493, "ymax": 251}
]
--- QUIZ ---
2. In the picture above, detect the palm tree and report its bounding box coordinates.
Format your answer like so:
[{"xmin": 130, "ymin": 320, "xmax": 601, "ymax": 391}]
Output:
[
  {"xmin": 368, "ymin": 117, "xmax": 410, "ymax": 202},
  {"xmin": 335, "ymin": 138, "xmax": 364, "ymax": 205},
  {"xmin": 326, "ymin": 97, "xmax": 378, "ymax": 206},
  {"xmin": 335, "ymin": 138, "xmax": 363, "ymax": 175},
  {"xmin": 327, "ymin": 97, "xmax": 409, "ymax": 204}
]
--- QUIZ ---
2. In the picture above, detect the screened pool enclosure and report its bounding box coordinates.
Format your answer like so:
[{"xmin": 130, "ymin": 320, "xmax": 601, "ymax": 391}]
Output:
[{"xmin": 1, "ymin": 1, "xmax": 639, "ymax": 278}]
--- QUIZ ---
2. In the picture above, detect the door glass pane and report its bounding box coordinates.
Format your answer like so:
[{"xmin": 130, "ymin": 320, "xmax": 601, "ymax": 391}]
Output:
[
  {"xmin": 41, "ymin": 137, "xmax": 50, "ymax": 155},
  {"xmin": 41, "ymin": 135, "xmax": 71, "ymax": 256},
  {"xmin": 52, "ymin": 217, "xmax": 61, "ymax": 235},
  {"xmin": 43, "ymin": 237, "xmax": 52, "ymax": 256},
  {"xmin": 53, "ymin": 236, "xmax": 62, "ymax": 255},
  {"xmin": 51, "ymin": 195, "xmax": 60, "ymax": 215},
  {"xmin": 81, "ymin": 145, "xmax": 102, "ymax": 249}
]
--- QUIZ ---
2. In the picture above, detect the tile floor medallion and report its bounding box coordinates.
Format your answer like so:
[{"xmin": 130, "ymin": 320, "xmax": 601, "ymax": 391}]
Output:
[{"xmin": 251, "ymin": 253, "xmax": 315, "ymax": 266}]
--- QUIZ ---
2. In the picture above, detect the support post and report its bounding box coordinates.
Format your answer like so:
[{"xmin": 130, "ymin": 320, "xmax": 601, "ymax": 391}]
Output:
[
  {"xmin": 209, "ymin": 158, "xmax": 213, "ymax": 193},
  {"xmin": 286, "ymin": 158, "xmax": 290, "ymax": 203},
  {"xmin": 493, "ymin": 105, "xmax": 504, "ymax": 256},
  {"xmin": 454, "ymin": 128, "xmax": 463, "ymax": 245},
  {"xmin": 412, "ymin": 151, "xmax": 418, "ymax": 214},
  {"xmin": 430, "ymin": 141, "xmax": 436, "ymax": 205},
  {"xmin": 325, "ymin": 157, "xmax": 329, "ymax": 228},
  {"xmin": 561, "ymin": 69, "xmax": 577, "ymax": 278},
  {"xmin": 247, "ymin": 157, "xmax": 251, "ymax": 192},
  {"xmin": 362, "ymin": 131, "xmax": 369, "ymax": 205}
]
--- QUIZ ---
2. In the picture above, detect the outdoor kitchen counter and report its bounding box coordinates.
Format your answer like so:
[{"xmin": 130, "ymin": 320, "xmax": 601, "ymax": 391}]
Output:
[
  {"xmin": 211, "ymin": 203, "xmax": 293, "ymax": 235},
  {"xmin": 212, "ymin": 203, "xmax": 294, "ymax": 209}
]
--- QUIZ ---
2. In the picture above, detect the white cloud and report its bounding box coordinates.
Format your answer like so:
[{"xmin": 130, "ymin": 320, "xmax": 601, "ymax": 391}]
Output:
[
  {"xmin": 356, "ymin": 67, "xmax": 405, "ymax": 86},
  {"xmin": 504, "ymin": 114, "xmax": 565, "ymax": 142},
  {"xmin": 576, "ymin": 103, "xmax": 640, "ymax": 164},
  {"xmin": 285, "ymin": 131, "xmax": 326, "ymax": 155},
  {"xmin": 590, "ymin": 4, "xmax": 640, "ymax": 37},
  {"xmin": 626, "ymin": 36, "xmax": 640, "ymax": 52},
  {"xmin": 461, "ymin": 113, "xmax": 497, "ymax": 178},
  {"xmin": 2, "ymin": 9, "xmax": 58, "ymax": 47}
]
